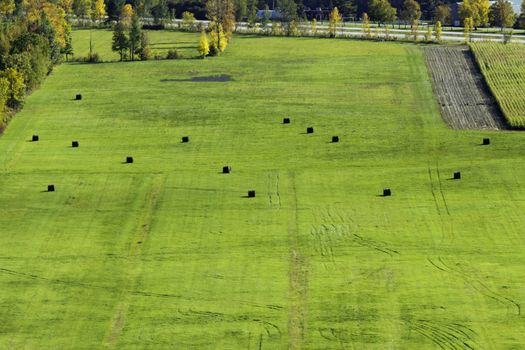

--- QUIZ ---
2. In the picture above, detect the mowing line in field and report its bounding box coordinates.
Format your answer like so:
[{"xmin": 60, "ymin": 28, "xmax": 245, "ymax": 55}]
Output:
[
  {"xmin": 287, "ymin": 172, "xmax": 308, "ymax": 349},
  {"xmin": 103, "ymin": 174, "xmax": 166, "ymax": 348}
]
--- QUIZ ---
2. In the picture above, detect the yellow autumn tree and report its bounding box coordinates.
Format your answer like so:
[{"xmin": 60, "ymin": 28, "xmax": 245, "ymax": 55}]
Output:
[
  {"xmin": 92, "ymin": 0, "xmax": 106, "ymax": 22},
  {"xmin": 0, "ymin": 0, "xmax": 15, "ymax": 16},
  {"xmin": 58, "ymin": 0, "xmax": 73, "ymax": 14},
  {"xmin": 362, "ymin": 13, "xmax": 371, "ymax": 37},
  {"xmin": 328, "ymin": 7, "xmax": 342, "ymax": 37},
  {"xmin": 209, "ymin": 20, "xmax": 228, "ymax": 53},
  {"xmin": 464, "ymin": 16, "xmax": 474, "ymax": 41},
  {"xmin": 198, "ymin": 30, "xmax": 210, "ymax": 57},
  {"xmin": 121, "ymin": 3, "xmax": 133, "ymax": 28},
  {"xmin": 42, "ymin": 2, "xmax": 70, "ymax": 47},
  {"xmin": 311, "ymin": 18, "xmax": 317, "ymax": 36}
]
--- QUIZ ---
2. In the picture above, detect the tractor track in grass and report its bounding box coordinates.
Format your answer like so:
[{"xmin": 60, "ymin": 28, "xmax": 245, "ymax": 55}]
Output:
[
  {"xmin": 424, "ymin": 45, "xmax": 507, "ymax": 130},
  {"xmin": 311, "ymin": 207, "xmax": 400, "ymax": 265},
  {"xmin": 103, "ymin": 174, "xmax": 166, "ymax": 349},
  {"xmin": 267, "ymin": 172, "xmax": 282, "ymax": 209},
  {"xmin": 405, "ymin": 319, "xmax": 481, "ymax": 350},
  {"xmin": 287, "ymin": 172, "xmax": 308, "ymax": 350},
  {"xmin": 428, "ymin": 257, "xmax": 521, "ymax": 316},
  {"xmin": 0, "ymin": 266, "xmax": 285, "ymax": 311},
  {"xmin": 427, "ymin": 163, "xmax": 454, "ymax": 242}
]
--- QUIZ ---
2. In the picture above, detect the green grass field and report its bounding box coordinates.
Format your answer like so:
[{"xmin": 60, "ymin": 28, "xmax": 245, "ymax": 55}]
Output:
[
  {"xmin": 71, "ymin": 29, "xmax": 200, "ymax": 60},
  {"xmin": 1, "ymin": 31, "xmax": 525, "ymax": 349},
  {"xmin": 471, "ymin": 42, "xmax": 525, "ymax": 128}
]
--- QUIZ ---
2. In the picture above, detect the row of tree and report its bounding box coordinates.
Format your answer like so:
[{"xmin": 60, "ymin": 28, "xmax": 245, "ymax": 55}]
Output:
[
  {"xmin": 66, "ymin": 0, "xmax": 525, "ymax": 26},
  {"xmin": 0, "ymin": 0, "xmax": 72, "ymax": 126}
]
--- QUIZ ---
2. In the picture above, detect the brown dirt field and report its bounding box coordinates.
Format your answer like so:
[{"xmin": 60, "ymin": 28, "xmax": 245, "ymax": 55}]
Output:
[{"xmin": 424, "ymin": 45, "xmax": 507, "ymax": 130}]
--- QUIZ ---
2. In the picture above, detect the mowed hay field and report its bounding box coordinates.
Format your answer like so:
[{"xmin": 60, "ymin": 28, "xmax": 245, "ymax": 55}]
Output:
[
  {"xmin": 2, "ymin": 31, "xmax": 525, "ymax": 349},
  {"xmin": 471, "ymin": 43, "xmax": 525, "ymax": 128}
]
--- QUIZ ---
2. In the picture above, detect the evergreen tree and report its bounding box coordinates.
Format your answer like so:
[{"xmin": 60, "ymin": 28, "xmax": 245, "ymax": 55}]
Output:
[
  {"xmin": 277, "ymin": 0, "xmax": 298, "ymax": 35},
  {"xmin": 235, "ymin": 0, "xmax": 247, "ymax": 20},
  {"xmin": 517, "ymin": 0, "xmax": 525, "ymax": 28},
  {"xmin": 112, "ymin": 21, "xmax": 129, "ymax": 61},
  {"xmin": 129, "ymin": 14, "xmax": 141, "ymax": 61},
  {"xmin": 262, "ymin": 4, "xmax": 271, "ymax": 31}
]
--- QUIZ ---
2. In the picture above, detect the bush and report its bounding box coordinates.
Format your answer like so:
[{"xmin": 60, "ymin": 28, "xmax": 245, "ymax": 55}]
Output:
[
  {"xmin": 142, "ymin": 24, "xmax": 165, "ymax": 30},
  {"xmin": 208, "ymin": 44, "xmax": 219, "ymax": 56},
  {"xmin": 87, "ymin": 52, "xmax": 101, "ymax": 63},
  {"xmin": 140, "ymin": 47, "xmax": 152, "ymax": 60},
  {"xmin": 166, "ymin": 50, "xmax": 179, "ymax": 59}
]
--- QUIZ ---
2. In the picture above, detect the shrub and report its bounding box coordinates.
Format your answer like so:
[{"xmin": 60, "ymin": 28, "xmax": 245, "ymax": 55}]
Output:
[
  {"xmin": 142, "ymin": 24, "xmax": 165, "ymax": 30},
  {"xmin": 87, "ymin": 52, "xmax": 101, "ymax": 63},
  {"xmin": 140, "ymin": 47, "xmax": 152, "ymax": 60},
  {"xmin": 166, "ymin": 50, "xmax": 179, "ymax": 59}
]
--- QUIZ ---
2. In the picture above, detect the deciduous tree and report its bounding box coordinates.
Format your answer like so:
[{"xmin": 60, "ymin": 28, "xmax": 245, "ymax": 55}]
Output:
[
  {"xmin": 207, "ymin": 0, "xmax": 235, "ymax": 41},
  {"xmin": 434, "ymin": 20, "xmax": 442, "ymax": 41},
  {"xmin": 0, "ymin": 68, "xmax": 25, "ymax": 108},
  {"xmin": 0, "ymin": 0, "xmax": 15, "ymax": 16},
  {"xmin": 434, "ymin": 4, "xmax": 451, "ymax": 25},
  {"xmin": 73, "ymin": 0, "xmax": 92, "ymax": 22},
  {"xmin": 182, "ymin": 11, "xmax": 196, "ymax": 30},
  {"xmin": 369, "ymin": 0, "xmax": 396, "ymax": 25},
  {"xmin": 92, "ymin": 0, "xmax": 106, "ymax": 22},
  {"xmin": 463, "ymin": 16, "xmax": 473, "ymax": 41},
  {"xmin": 401, "ymin": 0, "xmax": 421, "ymax": 24},
  {"xmin": 328, "ymin": 7, "xmax": 342, "ymax": 37},
  {"xmin": 311, "ymin": 18, "xmax": 317, "ymax": 35},
  {"xmin": 490, "ymin": 0, "xmax": 515, "ymax": 28},
  {"xmin": 362, "ymin": 12, "xmax": 371, "ymax": 36},
  {"xmin": 198, "ymin": 30, "xmax": 209, "ymax": 57}
]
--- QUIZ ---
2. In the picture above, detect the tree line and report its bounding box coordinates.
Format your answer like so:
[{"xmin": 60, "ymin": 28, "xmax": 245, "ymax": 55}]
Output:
[
  {"xmin": 64, "ymin": 0, "xmax": 525, "ymax": 27},
  {"xmin": 0, "ymin": 0, "xmax": 72, "ymax": 128}
]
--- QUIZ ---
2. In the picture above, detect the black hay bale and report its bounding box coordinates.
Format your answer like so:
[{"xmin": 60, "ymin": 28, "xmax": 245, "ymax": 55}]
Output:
[
  {"xmin": 332, "ymin": 136, "xmax": 339, "ymax": 143},
  {"xmin": 126, "ymin": 156, "xmax": 134, "ymax": 164},
  {"xmin": 248, "ymin": 190, "xmax": 256, "ymax": 198},
  {"xmin": 182, "ymin": 136, "xmax": 189, "ymax": 143},
  {"xmin": 222, "ymin": 166, "xmax": 231, "ymax": 174},
  {"xmin": 283, "ymin": 118, "xmax": 290, "ymax": 124},
  {"xmin": 483, "ymin": 138, "xmax": 490, "ymax": 145},
  {"xmin": 454, "ymin": 171, "xmax": 461, "ymax": 180},
  {"xmin": 75, "ymin": 94, "xmax": 82, "ymax": 100},
  {"xmin": 383, "ymin": 188, "xmax": 391, "ymax": 196},
  {"xmin": 72, "ymin": 141, "xmax": 79, "ymax": 148},
  {"xmin": 47, "ymin": 184, "xmax": 55, "ymax": 192},
  {"xmin": 32, "ymin": 135, "xmax": 39, "ymax": 142},
  {"xmin": 307, "ymin": 127, "xmax": 314, "ymax": 134}
]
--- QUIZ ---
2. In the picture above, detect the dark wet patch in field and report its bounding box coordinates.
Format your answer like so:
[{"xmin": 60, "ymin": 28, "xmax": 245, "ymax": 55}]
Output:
[{"xmin": 160, "ymin": 75, "xmax": 232, "ymax": 83}]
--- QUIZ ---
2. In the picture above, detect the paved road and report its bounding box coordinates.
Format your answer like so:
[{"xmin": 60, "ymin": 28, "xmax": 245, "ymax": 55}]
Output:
[{"xmin": 163, "ymin": 18, "xmax": 525, "ymax": 44}]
